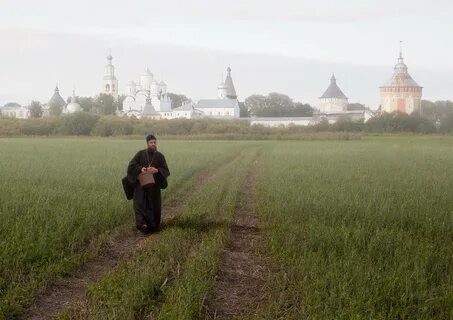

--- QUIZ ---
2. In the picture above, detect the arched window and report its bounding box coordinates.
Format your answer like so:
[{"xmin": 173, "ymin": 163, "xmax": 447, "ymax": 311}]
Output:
[
  {"xmin": 112, "ymin": 84, "xmax": 115, "ymax": 91},
  {"xmin": 105, "ymin": 84, "xmax": 110, "ymax": 92}
]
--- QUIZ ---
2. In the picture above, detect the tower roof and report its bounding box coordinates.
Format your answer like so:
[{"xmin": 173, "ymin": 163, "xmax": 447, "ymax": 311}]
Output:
[
  {"xmin": 381, "ymin": 51, "xmax": 421, "ymax": 88},
  {"xmin": 224, "ymin": 66, "xmax": 237, "ymax": 99},
  {"xmin": 142, "ymin": 98, "xmax": 160, "ymax": 116},
  {"xmin": 320, "ymin": 74, "xmax": 348, "ymax": 99},
  {"xmin": 103, "ymin": 51, "xmax": 117, "ymax": 80},
  {"xmin": 48, "ymin": 85, "xmax": 66, "ymax": 107}
]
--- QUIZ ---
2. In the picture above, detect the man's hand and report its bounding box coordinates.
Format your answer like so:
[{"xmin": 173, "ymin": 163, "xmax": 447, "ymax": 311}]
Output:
[
  {"xmin": 148, "ymin": 167, "xmax": 158, "ymax": 174},
  {"xmin": 141, "ymin": 166, "xmax": 158, "ymax": 174}
]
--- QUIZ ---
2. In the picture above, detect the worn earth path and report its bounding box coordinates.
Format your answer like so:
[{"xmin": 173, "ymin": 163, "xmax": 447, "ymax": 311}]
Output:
[
  {"xmin": 20, "ymin": 164, "xmax": 226, "ymax": 320},
  {"xmin": 203, "ymin": 155, "xmax": 269, "ymax": 320}
]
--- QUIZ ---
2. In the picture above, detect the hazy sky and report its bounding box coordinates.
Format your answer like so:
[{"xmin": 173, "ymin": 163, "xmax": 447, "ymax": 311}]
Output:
[{"xmin": 0, "ymin": 0, "xmax": 452, "ymax": 108}]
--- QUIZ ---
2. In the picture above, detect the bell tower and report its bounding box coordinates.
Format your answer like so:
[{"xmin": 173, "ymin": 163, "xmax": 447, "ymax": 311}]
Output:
[{"xmin": 102, "ymin": 51, "xmax": 118, "ymax": 99}]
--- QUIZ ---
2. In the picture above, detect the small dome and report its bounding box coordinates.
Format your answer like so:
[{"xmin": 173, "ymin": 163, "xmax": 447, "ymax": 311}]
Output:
[
  {"xmin": 66, "ymin": 102, "xmax": 82, "ymax": 113},
  {"xmin": 159, "ymin": 81, "xmax": 167, "ymax": 86},
  {"xmin": 66, "ymin": 93, "xmax": 82, "ymax": 113}
]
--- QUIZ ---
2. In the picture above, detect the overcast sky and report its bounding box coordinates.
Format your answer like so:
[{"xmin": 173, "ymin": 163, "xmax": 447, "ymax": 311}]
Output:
[{"xmin": 0, "ymin": 0, "xmax": 452, "ymax": 108}]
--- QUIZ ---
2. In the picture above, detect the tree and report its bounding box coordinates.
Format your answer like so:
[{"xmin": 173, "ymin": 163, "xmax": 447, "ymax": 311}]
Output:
[
  {"xmin": 293, "ymin": 102, "xmax": 314, "ymax": 116},
  {"xmin": 421, "ymin": 100, "xmax": 453, "ymax": 122},
  {"xmin": 365, "ymin": 112, "xmax": 436, "ymax": 133},
  {"xmin": 245, "ymin": 93, "xmax": 313, "ymax": 117},
  {"xmin": 93, "ymin": 93, "xmax": 116, "ymax": 115},
  {"xmin": 116, "ymin": 94, "xmax": 126, "ymax": 112},
  {"xmin": 78, "ymin": 96, "xmax": 94, "ymax": 113},
  {"xmin": 28, "ymin": 101, "xmax": 43, "ymax": 118},
  {"xmin": 244, "ymin": 94, "xmax": 266, "ymax": 116},
  {"xmin": 167, "ymin": 93, "xmax": 189, "ymax": 109},
  {"xmin": 239, "ymin": 102, "xmax": 250, "ymax": 117},
  {"xmin": 59, "ymin": 112, "xmax": 100, "ymax": 135},
  {"xmin": 439, "ymin": 111, "xmax": 453, "ymax": 133}
]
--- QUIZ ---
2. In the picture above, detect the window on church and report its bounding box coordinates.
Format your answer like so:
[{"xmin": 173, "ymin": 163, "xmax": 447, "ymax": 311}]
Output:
[
  {"xmin": 112, "ymin": 84, "xmax": 115, "ymax": 91},
  {"xmin": 105, "ymin": 84, "xmax": 110, "ymax": 92}
]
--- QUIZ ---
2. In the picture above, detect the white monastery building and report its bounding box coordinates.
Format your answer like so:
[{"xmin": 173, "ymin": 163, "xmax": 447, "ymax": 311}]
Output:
[
  {"xmin": 195, "ymin": 67, "xmax": 240, "ymax": 118},
  {"xmin": 317, "ymin": 74, "xmax": 349, "ymax": 113},
  {"xmin": 0, "ymin": 103, "xmax": 29, "ymax": 119},
  {"xmin": 121, "ymin": 68, "xmax": 172, "ymax": 118},
  {"xmin": 380, "ymin": 49, "xmax": 422, "ymax": 114}
]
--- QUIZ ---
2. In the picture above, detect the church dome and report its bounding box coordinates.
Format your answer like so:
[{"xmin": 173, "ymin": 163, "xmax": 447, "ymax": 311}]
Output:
[
  {"xmin": 140, "ymin": 68, "xmax": 154, "ymax": 90},
  {"xmin": 382, "ymin": 53, "xmax": 421, "ymax": 88},
  {"xmin": 66, "ymin": 92, "xmax": 82, "ymax": 113}
]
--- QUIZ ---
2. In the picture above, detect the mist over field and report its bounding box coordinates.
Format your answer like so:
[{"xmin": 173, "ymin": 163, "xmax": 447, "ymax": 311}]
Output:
[{"xmin": 1, "ymin": 2, "xmax": 453, "ymax": 319}]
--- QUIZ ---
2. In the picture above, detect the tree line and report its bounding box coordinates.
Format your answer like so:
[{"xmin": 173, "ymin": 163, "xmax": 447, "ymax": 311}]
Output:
[
  {"xmin": 24, "ymin": 92, "xmax": 317, "ymax": 118},
  {"xmin": 2, "ymin": 109, "xmax": 453, "ymax": 137}
]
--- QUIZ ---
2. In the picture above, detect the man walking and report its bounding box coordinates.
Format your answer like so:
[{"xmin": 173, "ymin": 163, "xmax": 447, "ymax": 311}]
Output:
[{"xmin": 127, "ymin": 133, "xmax": 170, "ymax": 234}]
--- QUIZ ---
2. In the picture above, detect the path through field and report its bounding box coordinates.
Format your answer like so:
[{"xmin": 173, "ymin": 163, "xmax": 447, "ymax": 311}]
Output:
[
  {"xmin": 203, "ymin": 155, "xmax": 268, "ymax": 319},
  {"xmin": 21, "ymin": 169, "xmax": 217, "ymax": 320}
]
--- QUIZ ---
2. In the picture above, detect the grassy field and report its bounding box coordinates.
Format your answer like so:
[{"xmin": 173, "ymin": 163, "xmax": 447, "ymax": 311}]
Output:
[
  {"xmin": 256, "ymin": 137, "xmax": 453, "ymax": 319},
  {"xmin": 1, "ymin": 136, "xmax": 453, "ymax": 319}
]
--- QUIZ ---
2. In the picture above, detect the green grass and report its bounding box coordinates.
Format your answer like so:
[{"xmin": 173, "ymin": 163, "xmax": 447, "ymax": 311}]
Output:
[
  {"xmin": 1, "ymin": 136, "xmax": 453, "ymax": 319},
  {"xmin": 61, "ymin": 147, "xmax": 259, "ymax": 319},
  {"xmin": 0, "ymin": 138, "xmax": 250, "ymax": 318},
  {"xmin": 255, "ymin": 136, "xmax": 453, "ymax": 319}
]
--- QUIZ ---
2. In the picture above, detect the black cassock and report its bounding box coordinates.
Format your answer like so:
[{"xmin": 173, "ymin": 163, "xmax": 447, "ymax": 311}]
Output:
[{"xmin": 127, "ymin": 149, "xmax": 170, "ymax": 233}]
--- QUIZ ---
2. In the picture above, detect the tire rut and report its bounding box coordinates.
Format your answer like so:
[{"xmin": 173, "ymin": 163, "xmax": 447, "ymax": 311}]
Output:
[
  {"xmin": 20, "ymin": 164, "xmax": 227, "ymax": 320},
  {"xmin": 203, "ymin": 155, "xmax": 268, "ymax": 320}
]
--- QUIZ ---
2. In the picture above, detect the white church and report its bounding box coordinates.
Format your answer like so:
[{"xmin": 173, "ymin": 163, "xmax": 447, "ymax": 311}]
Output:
[
  {"xmin": 100, "ymin": 52, "xmax": 240, "ymax": 119},
  {"xmin": 121, "ymin": 68, "xmax": 172, "ymax": 119}
]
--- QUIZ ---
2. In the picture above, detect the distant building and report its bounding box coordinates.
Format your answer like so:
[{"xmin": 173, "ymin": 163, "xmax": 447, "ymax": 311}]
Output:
[
  {"xmin": 380, "ymin": 49, "xmax": 422, "ymax": 114},
  {"xmin": 250, "ymin": 117, "xmax": 317, "ymax": 127},
  {"xmin": 318, "ymin": 74, "xmax": 348, "ymax": 113},
  {"xmin": 63, "ymin": 90, "xmax": 82, "ymax": 114},
  {"xmin": 102, "ymin": 53, "xmax": 119, "ymax": 100},
  {"xmin": 0, "ymin": 102, "xmax": 29, "ymax": 119},
  {"xmin": 141, "ymin": 97, "xmax": 162, "ymax": 120},
  {"xmin": 45, "ymin": 85, "xmax": 66, "ymax": 116},
  {"xmin": 122, "ymin": 68, "xmax": 172, "ymax": 118},
  {"xmin": 196, "ymin": 67, "xmax": 240, "ymax": 118},
  {"xmin": 171, "ymin": 101, "xmax": 203, "ymax": 119}
]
